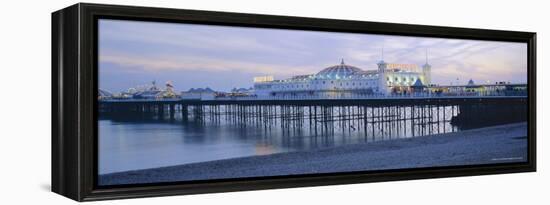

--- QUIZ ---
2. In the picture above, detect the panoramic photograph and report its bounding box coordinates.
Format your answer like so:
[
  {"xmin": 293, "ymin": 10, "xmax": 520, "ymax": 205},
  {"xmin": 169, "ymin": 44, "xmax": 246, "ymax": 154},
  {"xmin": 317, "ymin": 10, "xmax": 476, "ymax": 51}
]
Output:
[{"xmin": 97, "ymin": 19, "xmax": 528, "ymax": 186}]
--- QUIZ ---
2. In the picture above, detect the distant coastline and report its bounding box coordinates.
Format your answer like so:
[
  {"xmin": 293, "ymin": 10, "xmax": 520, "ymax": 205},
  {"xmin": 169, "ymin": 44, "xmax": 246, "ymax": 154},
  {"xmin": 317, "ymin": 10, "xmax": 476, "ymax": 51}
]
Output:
[{"xmin": 99, "ymin": 122, "xmax": 527, "ymax": 186}]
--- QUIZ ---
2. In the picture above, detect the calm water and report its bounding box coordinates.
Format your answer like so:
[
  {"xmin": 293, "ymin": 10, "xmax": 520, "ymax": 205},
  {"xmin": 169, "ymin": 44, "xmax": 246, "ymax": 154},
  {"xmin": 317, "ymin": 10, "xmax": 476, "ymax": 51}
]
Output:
[{"xmin": 99, "ymin": 106, "xmax": 460, "ymax": 174}]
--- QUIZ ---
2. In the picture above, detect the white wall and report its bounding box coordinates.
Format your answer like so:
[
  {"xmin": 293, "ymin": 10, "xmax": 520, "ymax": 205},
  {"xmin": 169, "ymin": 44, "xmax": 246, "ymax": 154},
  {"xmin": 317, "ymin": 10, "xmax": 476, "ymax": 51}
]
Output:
[{"xmin": 0, "ymin": 0, "xmax": 547, "ymax": 204}]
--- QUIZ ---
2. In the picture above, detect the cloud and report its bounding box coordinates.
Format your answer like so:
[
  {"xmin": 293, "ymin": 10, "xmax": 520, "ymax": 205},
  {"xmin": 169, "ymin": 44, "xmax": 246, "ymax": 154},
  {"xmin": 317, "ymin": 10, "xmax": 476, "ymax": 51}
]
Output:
[
  {"xmin": 100, "ymin": 51, "xmax": 318, "ymax": 79},
  {"xmin": 348, "ymin": 37, "xmax": 529, "ymax": 85},
  {"xmin": 99, "ymin": 19, "xmax": 314, "ymax": 58},
  {"xmin": 99, "ymin": 19, "xmax": 528, "ymax": 92}
]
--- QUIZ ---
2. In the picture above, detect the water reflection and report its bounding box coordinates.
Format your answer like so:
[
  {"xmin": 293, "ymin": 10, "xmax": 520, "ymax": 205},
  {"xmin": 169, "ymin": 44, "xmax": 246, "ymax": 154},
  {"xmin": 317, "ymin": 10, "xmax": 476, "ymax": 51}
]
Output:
[{"xmin": 99, "ymin": 105, "xmax": 460, "ymax": 174}]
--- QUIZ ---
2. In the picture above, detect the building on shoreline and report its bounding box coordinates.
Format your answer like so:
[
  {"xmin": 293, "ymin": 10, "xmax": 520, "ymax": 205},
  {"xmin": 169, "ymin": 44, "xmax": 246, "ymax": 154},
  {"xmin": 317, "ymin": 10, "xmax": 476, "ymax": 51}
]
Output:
[{"xmin": 253, "ymin": 57, "xmax": 431, "ymax": 98}]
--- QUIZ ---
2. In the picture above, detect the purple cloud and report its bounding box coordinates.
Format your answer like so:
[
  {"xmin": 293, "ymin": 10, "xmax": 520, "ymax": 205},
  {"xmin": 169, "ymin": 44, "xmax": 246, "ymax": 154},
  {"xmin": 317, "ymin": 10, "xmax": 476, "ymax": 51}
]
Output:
[{"xmin": 99, "ymin": 19, "xmax": 527, "ymax": 92}]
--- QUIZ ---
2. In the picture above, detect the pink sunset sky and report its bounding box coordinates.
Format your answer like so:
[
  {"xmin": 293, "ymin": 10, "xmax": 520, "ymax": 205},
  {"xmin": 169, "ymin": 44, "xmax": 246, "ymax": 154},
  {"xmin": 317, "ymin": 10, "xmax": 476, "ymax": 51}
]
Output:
[{"xmin": 99, "ymin": 19, "xmax": 527, "ymax": 92}]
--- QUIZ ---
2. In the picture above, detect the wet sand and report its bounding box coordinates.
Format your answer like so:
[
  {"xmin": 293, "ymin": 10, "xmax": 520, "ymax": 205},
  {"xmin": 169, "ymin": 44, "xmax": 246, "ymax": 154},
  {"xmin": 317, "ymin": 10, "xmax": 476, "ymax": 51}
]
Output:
[{"xmin": 99, "ymin": 122, "xmax": 527, "ymax": 186}]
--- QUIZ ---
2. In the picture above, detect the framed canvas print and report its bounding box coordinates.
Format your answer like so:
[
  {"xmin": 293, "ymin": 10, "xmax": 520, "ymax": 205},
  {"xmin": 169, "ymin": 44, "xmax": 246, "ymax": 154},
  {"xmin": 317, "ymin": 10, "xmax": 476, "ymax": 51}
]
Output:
[{"xmin": 52, "ymin": 3, "xmax": 536, "ymax": 201}]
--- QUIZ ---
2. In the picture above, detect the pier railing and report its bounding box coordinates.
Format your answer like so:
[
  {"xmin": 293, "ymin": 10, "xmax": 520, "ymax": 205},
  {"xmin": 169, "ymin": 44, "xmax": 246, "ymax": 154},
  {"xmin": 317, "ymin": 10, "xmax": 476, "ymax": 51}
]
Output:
[
  {"xmin": 102, "ymin": 91, "xmax": 527, "ymax": 103},
  {"xmin": 209, "ymin": 92, "xmax": 526, "ymax": 101}
]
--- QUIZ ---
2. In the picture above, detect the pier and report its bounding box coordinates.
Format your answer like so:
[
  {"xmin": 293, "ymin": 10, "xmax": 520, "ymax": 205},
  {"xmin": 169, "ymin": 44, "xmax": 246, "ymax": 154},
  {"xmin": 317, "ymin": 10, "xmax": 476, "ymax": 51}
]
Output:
[{"xmin": 99, "ymin": 96, "xmax": 527, "ymax": 139}]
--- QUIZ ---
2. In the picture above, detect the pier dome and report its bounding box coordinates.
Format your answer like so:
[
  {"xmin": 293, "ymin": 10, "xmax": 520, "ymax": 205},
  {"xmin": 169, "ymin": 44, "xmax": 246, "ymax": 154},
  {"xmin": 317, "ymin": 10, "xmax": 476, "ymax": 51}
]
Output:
[{"xmin": 315, "ymin": 59, "xmax": 363, "ymax": 79}]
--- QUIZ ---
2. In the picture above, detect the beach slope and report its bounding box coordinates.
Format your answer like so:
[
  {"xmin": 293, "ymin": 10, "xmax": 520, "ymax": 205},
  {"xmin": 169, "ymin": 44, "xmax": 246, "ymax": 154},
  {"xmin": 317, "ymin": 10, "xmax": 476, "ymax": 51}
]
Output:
[{"xmin": 99, "ymin": 122, "xmax": 527, "ymax": 185}]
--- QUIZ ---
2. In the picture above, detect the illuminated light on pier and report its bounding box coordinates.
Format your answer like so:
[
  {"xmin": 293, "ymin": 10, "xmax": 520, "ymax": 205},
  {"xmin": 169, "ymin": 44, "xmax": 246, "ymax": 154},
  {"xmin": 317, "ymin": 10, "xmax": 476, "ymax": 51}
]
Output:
[
  {"xmin": 386, "ymin": 63, "xmax": 419, "ymax": 71},
  {"xmin": 253, "ymin": 76, "xmax": 274, "ymax": 83}
]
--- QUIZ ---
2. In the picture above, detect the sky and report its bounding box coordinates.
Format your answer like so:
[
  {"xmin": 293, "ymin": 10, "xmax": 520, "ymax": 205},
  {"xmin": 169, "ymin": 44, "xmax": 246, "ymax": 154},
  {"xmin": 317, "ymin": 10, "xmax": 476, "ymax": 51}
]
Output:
[{"xmin": 99, "ymin": 19, "xmax": 527, "ymax": 93}]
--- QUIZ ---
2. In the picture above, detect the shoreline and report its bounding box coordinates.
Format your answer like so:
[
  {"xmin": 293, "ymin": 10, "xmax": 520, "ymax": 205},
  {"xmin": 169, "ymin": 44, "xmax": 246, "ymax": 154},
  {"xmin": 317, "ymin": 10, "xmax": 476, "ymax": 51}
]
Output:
[{"xmin": 99, "ymin": 122, "xmax": 527, "ymax": 186}]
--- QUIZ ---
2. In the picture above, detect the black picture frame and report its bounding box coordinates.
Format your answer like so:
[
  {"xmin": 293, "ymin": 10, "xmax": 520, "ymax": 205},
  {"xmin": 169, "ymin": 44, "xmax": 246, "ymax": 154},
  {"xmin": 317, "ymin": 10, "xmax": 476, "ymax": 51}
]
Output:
[{"xmin": 52, "ymin": 3, "xmax": 536, "ymax": 201}]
